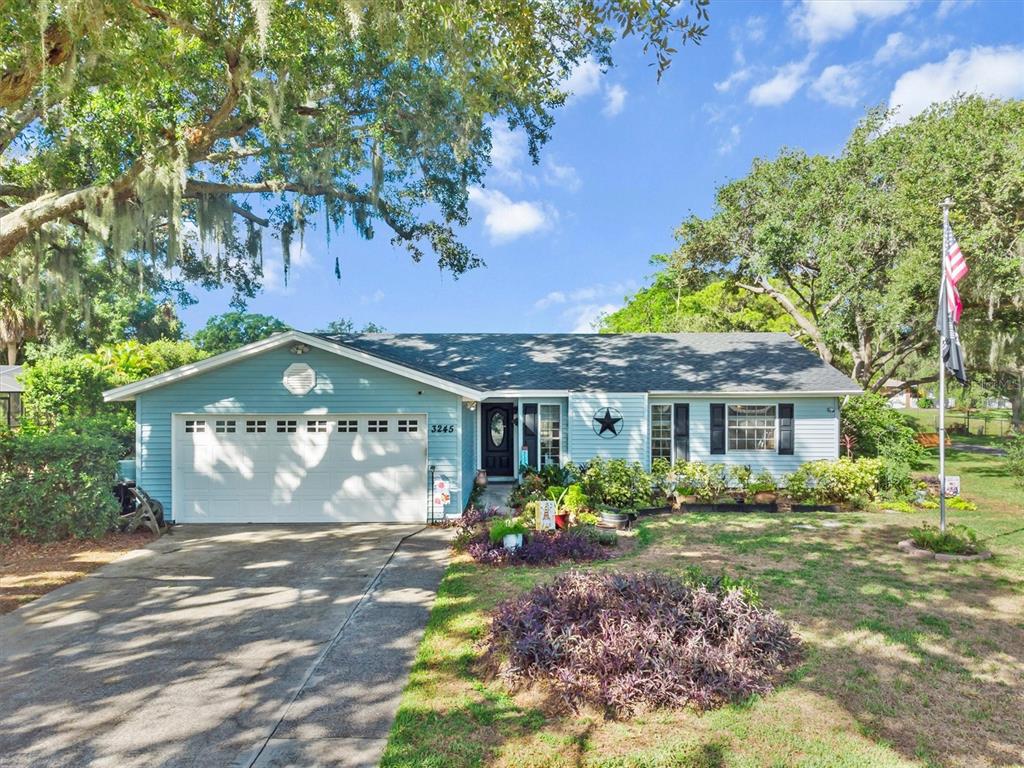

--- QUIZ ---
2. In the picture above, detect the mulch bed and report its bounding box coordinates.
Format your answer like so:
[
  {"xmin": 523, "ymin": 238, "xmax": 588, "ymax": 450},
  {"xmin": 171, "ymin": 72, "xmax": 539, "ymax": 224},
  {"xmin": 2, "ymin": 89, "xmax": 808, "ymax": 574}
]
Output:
[{"xmin": 0, "ymin": 531, "xmax": 156, "ymax": 614}]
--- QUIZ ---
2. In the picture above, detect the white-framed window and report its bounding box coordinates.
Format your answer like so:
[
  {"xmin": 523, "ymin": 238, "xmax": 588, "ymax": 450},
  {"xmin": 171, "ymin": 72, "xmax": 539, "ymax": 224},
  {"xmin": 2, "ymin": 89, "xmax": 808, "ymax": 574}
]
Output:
[
  {"xmin": 276, "ymin": 419, "xmax": 297, "ymax": 433},
  {"xmin": 397, "ymin": 418, "xmax": 418, "ymax": 433},
  {"xmin": 306, "ymin": 419, "xmax": 328, "ymax": 433},
  {"xmin": 215, "ymin": 419, "xmax": 236, "ymax": 434},
  {"xmin": 539, "ymin": 404, "xmax": 561, "ymax": 467},
  {"xmin": 184, "ymin": 419, "xmax": 206, "ymax": 433},
  {"xmin": 650, "ymin": 404, "xmax": 672, "ymax": 463},
  {"xmin": 727, "ymin": 405, "xmax": 777, "ymax": 451},
  {"xmin": 337, "ymin": 419, "xmax": 358, "ymax": 433},
  {"xmin": 246, "ymin": 419, "xmax": 266, "ymax": 433},
  {"xmin": 368, "ymin": 419, "xmax": 388, "ymax": 433}
]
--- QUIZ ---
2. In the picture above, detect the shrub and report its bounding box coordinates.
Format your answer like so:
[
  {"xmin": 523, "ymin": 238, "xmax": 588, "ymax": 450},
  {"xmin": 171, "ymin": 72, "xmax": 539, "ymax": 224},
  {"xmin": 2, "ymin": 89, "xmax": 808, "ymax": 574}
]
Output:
[
  {"xmin": 468, "ymin": 529, "xmax": 608, "ymax": 566},
  {"xmin": 909, "ymin": 523, "xmax": 980, "ymax": 555},
  {"xmin": 19, "ymin": 356, "xmax": 110, "ymax": 431},
  {"xmin": 729, "ymin": 464, "xmax": 752, "ymax": 491},
  {"xmin": 680, "ymin": 564, "xmax": 760, "ymax": 606},
  {"xmin": 839, "ymin": 393, "xmax": 925, "ymax": 494},
  {"xmin": 785, "ymin": 458, "xmax": 882, "ymax": 505},
  {"xmin": 747, "ymin": 470, "xmax": 778, "ymax": 495},
  {"xmin": 508, "ymin": 469, "xmax": 546, "ymax": 509},
  {"xmin": 561, "ymin": 483, "xmax": 589, "ymax": 514},
  {"xmin": 1007, "ymin": 434, "xmax": 1024, "ymax": 488},
  {"xmin": 487, "ymin": 571, "xmax": 802, "ymax": 714},
  {"xmin": 578, "ymin": 457, "xmax": 651, "ymax": 508},
  {"xmin": 0, "ymin": 432, "xmax": 122, "ymax": 541}
]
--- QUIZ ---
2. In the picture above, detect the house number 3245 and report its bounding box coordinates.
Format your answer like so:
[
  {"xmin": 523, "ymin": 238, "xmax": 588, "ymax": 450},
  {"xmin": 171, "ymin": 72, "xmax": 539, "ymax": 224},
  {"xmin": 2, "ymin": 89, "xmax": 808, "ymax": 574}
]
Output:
[{"xmin": 430, "ymin": 424, "xmax": 455, "ymax": 433}]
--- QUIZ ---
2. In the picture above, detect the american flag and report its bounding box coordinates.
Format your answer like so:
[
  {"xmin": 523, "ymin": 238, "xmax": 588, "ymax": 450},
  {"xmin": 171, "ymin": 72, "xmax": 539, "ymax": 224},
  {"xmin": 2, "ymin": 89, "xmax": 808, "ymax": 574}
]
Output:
[
  {"xmin": 943, "ymin": 222, "xmax": 969, "ymax": 322},
  {"xmin": 935, "ymin": 219, "xmax": 968, "ymax": 384}
]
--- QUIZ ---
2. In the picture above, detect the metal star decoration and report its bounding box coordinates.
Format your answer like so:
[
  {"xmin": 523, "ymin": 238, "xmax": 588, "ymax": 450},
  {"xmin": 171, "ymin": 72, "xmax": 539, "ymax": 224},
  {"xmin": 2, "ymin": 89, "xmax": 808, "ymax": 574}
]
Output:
[{"xmin": 593, "ymin": 408, "xmax": 623, "ymax": 437}]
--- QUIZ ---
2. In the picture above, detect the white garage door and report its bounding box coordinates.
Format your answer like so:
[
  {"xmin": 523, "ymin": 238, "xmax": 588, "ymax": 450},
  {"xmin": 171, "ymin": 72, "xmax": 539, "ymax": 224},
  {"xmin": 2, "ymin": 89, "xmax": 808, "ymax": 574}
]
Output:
[{"xmin": 172, "ymin": 413, "xmax": 428, "ymax": 523}]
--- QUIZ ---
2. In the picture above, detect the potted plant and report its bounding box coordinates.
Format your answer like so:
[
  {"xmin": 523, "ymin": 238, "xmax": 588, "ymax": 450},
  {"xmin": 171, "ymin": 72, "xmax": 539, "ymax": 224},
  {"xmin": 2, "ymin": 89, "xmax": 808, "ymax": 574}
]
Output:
[
  {"xmin": 747, "ymin": 470, "xmax": 779, "ymax": 505},
  {"xmin": 489, "ymin": 517, "xmax": 528, "ymax": 550},
  {"xmin": 674, "ymin": 483, "xmax": 699, "ymax": 507},
  {"xmin": 730, "ymin": 465, "xmax": 753, "ymax": 503},
  {"xmin": 560, "ymin": 484, "xmax": 589, "ymax": 529},
  {"xmin": 598, "ymin": 505, "xmax": 631, "ymax": 529}
]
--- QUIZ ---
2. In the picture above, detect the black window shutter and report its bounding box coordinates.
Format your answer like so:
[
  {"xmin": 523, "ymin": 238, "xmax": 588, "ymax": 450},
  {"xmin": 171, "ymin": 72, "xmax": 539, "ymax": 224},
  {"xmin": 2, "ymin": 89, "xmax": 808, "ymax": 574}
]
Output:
[
  {"xmin": 523, "ymin": 404, "xmax": 538, "ymax": 468},
  {"xmin": 673, "ymin": 404, "xmax": 690, "ymax": 462},
  {"xmin": 710, "ymin": 403, "xmax": 726, "ymax": 455},
  {"xmin": 778, "ymin": 403, "xmax": 794, "ymax": 455}
]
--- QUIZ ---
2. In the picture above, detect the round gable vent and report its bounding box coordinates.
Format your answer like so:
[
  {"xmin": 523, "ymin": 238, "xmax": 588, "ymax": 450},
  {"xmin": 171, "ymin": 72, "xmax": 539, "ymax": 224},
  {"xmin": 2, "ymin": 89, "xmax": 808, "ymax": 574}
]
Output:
[{"xmin": 283, "ymin": 363, "xmax": 316, "ymax": 395}]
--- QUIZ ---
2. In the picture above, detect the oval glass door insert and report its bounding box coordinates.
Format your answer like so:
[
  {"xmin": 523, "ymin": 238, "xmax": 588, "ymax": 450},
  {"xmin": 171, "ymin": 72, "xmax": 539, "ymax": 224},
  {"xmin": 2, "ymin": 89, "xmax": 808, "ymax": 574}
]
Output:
[{"xmin": 489, "ymin": 411, "xmax": 506, "ymax": 447}]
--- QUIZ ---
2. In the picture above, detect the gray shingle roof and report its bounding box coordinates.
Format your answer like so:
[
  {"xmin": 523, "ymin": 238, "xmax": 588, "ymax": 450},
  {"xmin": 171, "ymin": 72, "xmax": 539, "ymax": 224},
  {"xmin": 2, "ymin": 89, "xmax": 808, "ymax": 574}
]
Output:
[
  {"xmin": 319, "ymin": 333, "xmax": 860, "ymax": 394},
  {"xmin": 0, "ymin": 365, "xmax": 24, "ymax": 392}
]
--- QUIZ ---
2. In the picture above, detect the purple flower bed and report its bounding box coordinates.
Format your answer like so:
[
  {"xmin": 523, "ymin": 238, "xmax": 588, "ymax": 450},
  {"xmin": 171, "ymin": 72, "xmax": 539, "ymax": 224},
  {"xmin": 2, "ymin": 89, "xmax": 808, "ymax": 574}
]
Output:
[
  {"xmin": 487, "ymin": 570, "xmax": 802, "ymax": 715},
  {"xmin": 465, "ymin": 528, "xmax": 609, "ymax": 566}
]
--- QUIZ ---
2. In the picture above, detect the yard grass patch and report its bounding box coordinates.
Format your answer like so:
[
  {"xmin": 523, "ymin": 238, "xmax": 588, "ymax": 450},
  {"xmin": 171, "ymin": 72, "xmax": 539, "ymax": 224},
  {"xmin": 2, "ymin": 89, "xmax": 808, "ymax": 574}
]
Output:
[{"xmin": 383, "ymin": 449, "xmax": 1024, "ymax": 768}]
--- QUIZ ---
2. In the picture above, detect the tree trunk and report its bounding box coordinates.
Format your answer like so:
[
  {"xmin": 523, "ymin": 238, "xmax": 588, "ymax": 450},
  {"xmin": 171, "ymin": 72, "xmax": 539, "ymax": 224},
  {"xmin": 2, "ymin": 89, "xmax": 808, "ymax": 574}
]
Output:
[
  {"xmin": 1012, "ymin": 379, "xmax": 1023, "ymax": 431},
  {"xmin": 4, "ymin": 341, "xmax": 16, "ymax": 365}
]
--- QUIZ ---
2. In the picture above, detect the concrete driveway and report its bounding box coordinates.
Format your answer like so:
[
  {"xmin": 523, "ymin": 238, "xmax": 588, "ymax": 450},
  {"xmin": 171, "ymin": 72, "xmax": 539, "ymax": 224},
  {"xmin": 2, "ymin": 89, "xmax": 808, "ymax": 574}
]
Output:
[{"xmin": 0, "ymin": 524, "xmax": 451, "ymax": 768}]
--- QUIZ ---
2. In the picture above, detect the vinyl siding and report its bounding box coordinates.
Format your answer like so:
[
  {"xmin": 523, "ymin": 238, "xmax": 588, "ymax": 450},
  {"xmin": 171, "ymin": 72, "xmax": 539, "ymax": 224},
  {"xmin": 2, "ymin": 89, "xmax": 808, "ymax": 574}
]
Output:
[
  {"xmin": 136, "ymin": 346, "xmax": 462, "ymax": 520},
  {"xmin": 567, "ymin": 392, "xmax": 648, "ymax": 464},
  {"xmin": 647, "ymin": 396, "xmax": 839, "ymax": 475}
]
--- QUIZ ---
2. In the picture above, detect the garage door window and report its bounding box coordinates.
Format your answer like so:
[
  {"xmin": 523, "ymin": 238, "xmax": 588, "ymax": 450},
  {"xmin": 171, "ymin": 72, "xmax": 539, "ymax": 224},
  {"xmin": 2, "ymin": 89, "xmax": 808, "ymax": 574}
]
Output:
[
  {"xmin": 246, "ymin": 419, "xmax": 266, "ymax": 433},
  {"xmin": 184, "ymin": 419, "xmax": 206, "ymax": 433},
  {"xmin": 306, "ymin": 419, "xmax": 328, "ymax": 433},
  {"xmin": 276, "ymin": 419, "xmax": 297, "ymax": 433},
  {"xmin": 337, "ymin": 419, "xmax": 358, "ymax": 433},
  {"xmin": 215, "ymin": 419, "xmax": 236, "ymax": 433},
  {"xmin": 368, "ymin": 419, "xmax": 388, "ymax": 433},
  {"xmin": 397, "ymin": 419, "xmax": 418, "ymax": 433}
]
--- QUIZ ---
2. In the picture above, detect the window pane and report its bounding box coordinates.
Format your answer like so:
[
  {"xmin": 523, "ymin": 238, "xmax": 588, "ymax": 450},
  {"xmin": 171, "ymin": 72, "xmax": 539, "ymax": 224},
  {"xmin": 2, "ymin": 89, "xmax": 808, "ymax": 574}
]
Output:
[
  {"xmin": 727, "ymin": 405, "xmax": 777, "ymax": 451},
  {"xmin": 650, "ymin": 404, "xmax": 672, "ymax": 463},
  {"xmin": 539, "ymin": 404, "xmax": 561, "ymax": 468}
]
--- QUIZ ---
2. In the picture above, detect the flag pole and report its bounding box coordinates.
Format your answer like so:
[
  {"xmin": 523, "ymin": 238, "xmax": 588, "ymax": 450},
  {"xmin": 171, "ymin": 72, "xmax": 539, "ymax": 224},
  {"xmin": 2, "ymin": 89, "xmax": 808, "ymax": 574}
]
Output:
[{"xmin": 938, "ymin": 197, "xmax": 954, "ymax": 533}]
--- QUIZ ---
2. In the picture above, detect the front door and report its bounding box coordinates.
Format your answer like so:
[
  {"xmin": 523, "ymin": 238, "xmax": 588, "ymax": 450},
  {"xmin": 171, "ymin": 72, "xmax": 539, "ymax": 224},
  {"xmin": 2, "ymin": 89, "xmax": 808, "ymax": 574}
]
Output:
[{"xmin": 482, "ymin": 403, "xmax": 514, "ymax": 477}]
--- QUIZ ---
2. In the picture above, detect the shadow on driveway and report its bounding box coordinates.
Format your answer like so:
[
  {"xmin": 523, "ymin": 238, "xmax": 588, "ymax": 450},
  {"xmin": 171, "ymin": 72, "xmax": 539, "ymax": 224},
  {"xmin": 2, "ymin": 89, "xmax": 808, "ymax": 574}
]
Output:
[{"xmin": 0, "ymin": 524, "xmax": 451, "ymax": 768}]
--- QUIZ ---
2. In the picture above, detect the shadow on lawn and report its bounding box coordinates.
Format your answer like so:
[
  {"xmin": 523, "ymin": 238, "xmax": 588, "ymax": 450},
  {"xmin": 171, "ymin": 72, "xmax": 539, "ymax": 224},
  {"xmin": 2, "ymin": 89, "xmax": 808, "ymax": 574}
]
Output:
[{"xmin": 653, "ymin": 514, "xmax": 1024, "ymax": 768}]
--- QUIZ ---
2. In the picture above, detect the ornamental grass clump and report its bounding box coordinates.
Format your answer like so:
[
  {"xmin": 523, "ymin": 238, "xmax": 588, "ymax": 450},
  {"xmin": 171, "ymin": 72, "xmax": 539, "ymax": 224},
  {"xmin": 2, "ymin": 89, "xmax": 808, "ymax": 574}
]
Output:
[{"xmin": 486, "ymin": 570, "xmax": 802, "ymax": 715}]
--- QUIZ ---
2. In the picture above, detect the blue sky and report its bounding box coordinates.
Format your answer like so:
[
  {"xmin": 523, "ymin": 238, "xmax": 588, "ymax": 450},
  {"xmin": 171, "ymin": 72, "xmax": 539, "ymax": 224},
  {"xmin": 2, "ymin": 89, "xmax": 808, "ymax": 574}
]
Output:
[{"xmin": 180, "ymin": 0, "xmax": 1024, "ymax": 335}]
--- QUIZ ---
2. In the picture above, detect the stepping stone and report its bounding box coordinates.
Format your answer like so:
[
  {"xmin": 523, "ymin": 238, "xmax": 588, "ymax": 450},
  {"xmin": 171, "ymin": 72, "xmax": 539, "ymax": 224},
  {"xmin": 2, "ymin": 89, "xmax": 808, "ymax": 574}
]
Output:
[
  {"xmin": 792, "ymin": 524, "xmax": 816, "ymax": 530},
  {"xmin": 821, "ymin": 520, "xmax": 844, "ymax": 528}
]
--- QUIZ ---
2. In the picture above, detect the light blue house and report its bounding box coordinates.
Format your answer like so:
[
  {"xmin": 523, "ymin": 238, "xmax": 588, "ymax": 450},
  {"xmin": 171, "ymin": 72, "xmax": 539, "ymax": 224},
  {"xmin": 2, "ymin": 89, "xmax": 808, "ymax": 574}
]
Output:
[{"xmin": 104, "ymin": 331, "xmax": 860, "ymax": 524}]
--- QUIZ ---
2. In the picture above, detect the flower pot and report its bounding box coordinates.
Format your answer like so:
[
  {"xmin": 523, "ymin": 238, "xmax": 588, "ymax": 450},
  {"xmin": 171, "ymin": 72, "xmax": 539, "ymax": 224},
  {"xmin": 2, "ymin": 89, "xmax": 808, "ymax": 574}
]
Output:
[
  {"xmin": 679, "ymin": 494, "xmax": 698, "ymax": 505},
  {"xmin": 555, "ymin": 513, "xmax": 569, "ymax": 530},
  {"xmin": 502, "ymin": 532, "xmax": 523, "ymax": 550},
  {"xmin": 474, "ymin": 469, "xmax": 488, "ymax": 488},
  {"xmin": 599, "ymin": 509, "xmax": 630, "ymax": 529},
  {"xmin": 753, "ymin": 491, "xmax": 778, "ymax": 505}
]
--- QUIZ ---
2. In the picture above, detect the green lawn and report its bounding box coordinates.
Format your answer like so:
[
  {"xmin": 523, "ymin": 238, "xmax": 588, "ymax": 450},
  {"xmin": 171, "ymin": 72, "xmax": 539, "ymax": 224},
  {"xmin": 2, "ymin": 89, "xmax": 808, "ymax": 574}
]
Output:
[
  {"xmin": 902, "ymin": 407, "xmax": 1016, "ymax": 438},
  {"xmin": 382, "ymin": 451, "xmax": 1023, "ymax": 768}
]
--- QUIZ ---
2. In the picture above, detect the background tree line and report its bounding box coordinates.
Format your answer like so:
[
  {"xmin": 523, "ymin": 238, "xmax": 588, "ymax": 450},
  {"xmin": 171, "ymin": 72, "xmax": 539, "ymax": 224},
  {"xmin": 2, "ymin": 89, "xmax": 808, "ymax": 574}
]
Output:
[{"xmin": 603, "ymin": 96, "xmax": 1024, "ymax": 425}]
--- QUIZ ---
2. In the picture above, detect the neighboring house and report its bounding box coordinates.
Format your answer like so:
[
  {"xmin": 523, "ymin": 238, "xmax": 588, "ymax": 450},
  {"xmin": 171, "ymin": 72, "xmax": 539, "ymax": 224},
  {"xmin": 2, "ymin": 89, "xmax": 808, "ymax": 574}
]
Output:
[
  {"xmin": 0, "ymin": 365, "xmax": 24, "ymax": 429},
  {"xmin": 103, "ymin": 331, "xmax": 860, "ymax": 524},
  {"xmin": 880, "ymin": 379, "xmax": 917, "ymax": 410}
]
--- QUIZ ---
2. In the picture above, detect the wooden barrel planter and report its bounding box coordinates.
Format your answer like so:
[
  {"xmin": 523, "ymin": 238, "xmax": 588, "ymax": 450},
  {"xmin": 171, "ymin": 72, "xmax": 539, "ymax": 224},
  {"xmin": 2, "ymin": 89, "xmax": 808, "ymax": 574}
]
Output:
[{"xmin": 599, "ymin": 509, "xmax": 631, "ymax": 529}]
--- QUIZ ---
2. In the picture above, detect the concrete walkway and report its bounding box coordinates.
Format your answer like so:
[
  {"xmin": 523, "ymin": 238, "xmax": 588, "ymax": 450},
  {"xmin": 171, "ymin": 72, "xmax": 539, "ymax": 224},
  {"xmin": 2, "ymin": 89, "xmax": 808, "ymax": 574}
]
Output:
[{"xmin": 0, "ymin": 524, "xmax": 451, "ymax": 768}]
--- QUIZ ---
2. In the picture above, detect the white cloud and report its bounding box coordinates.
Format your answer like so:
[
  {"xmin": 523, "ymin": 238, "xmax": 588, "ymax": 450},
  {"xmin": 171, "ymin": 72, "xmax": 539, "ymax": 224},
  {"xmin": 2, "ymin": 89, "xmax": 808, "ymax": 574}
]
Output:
[
  {"xmin": 888, "ymin": 46, "xmax": 1024, "ymax": 123},
  {"xmin": 360, "ymin": 289, "xmax": 385, "ymax": 305},
  {"xmin": 563, "ymin": 58, "xmax": 603, "ymax": 100},
  {"xmin": 811, "ymin": 64, "xmax": 865, "ymax": 107},
  {"xmin": 745, "ymin": 16, "xmax": 767, "ymax": 44},
  {"xmin": 568, "ymin": 303, "xmax": 619, "ymax": 333},
  {"xmin": 533, "ymin": 290, "xmax": 566, "ymax": 310},
  {"xmin": 748, "ymin": 58, "xmax": 812, "ymax": 106},
  {"xmin": 543, "ymin": 157, "xmax": 581, "ymax": 192},
  {"xmin": 790, "ymin": 0, "xmax": 914, "ymax": 45},
  {"xmin": 468, "ymin": 187, "xmax": 553, "ymax": 243},
  {"xmin": 487, "ymin": 122, "xmax": 527, "ymax": 185},
  {"xmin": 714, "ymin": 67, "xmax": 751, "ymax": 93},
  {"xmin": 602, "ymin": 83, "xmax": 628, "ymax": 117},
  {"xmin": 937, "ymin": 0, "xmax": 974, "ymax": 19},
  {"xmin": 873, "ymin": 31, "xmax": 908, "ymax": 64},
  {"xmin": 717, "ymin": 124, "xmax": 742, "ymax": 155}
]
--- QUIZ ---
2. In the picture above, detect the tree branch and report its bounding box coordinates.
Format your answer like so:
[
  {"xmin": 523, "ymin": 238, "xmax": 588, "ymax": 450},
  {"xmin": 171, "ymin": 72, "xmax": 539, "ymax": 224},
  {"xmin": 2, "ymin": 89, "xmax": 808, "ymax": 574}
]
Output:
[
  {"xmin": 736, "ymin": 276, "xmax": 833, "ymax": 364},
  {"xmin": 0, "ymin": 99, "xmax": 42, "ymax": 154}
]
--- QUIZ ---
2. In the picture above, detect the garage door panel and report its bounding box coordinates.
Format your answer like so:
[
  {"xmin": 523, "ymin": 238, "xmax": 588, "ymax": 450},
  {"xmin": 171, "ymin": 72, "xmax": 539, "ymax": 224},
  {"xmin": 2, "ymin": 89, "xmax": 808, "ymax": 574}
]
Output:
[{"xmin": 174, "ymin": 414, "xmax": 427, "ymax": 523}]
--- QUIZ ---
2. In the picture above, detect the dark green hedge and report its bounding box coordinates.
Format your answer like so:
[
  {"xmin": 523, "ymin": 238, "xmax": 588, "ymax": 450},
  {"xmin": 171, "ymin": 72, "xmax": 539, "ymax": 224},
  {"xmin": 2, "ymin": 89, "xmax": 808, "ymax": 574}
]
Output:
[{"xmin": 0, "ymin": 432, "xmax": 121, "ymax": 541}]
